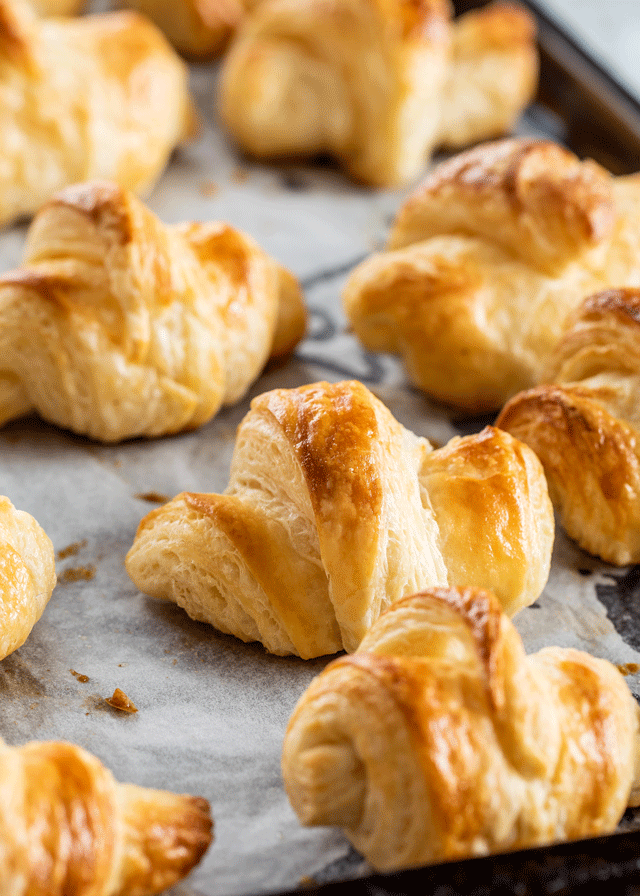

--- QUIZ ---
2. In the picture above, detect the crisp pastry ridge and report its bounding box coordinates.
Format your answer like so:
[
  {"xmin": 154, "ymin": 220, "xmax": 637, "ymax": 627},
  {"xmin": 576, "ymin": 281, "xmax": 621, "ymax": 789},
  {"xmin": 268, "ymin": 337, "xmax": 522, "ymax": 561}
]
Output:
[
  {"xmin": 497, "ymin": 286, "xmax": 640, "ymax": 565},
  {"xmin": 218, "ymin": 0, "xmax": 537, "ymax": 187},
  {"xmin": 282, "ymin": 585, "xmax": 640, "ymax": 871},
  {"xmin": 343, "ymin": 137, "xmax": 640, "ymax": 411},
  {"xmin": 0, "ymin": 494, "xmax": 55, "ymax": 660},
  {"xmin": 0, "ymin": 0, "xmax": 194, "ymax": 227},
  {"xmin": 0, "ymin": 736, "xmax": 212, "ymax": 894},
  {"xmin": 125, "ymin": 379, "xmax": 554, "ymax": 658},
  {"xmin": 0, "ymin": 180, "xmax": 306, "ymax": 442}
]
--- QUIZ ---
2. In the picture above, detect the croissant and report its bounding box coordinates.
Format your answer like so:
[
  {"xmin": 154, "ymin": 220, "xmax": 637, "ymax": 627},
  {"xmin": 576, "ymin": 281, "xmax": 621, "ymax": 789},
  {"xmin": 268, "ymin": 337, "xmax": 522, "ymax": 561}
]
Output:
[
  {"xmin": 0, "ymin": 181, "xmax": 306, "ymax": 442},
  {"xmin": 496, "ymin": 287, "xmax": 640, "ymax": 565},
  {"xmin": 0, "ymin": 495, "xmax": 56, "ymax": 660},
  {"xmin": 0, "ymin": 736, "xmax": 212, "ymax": 894},
  {"xmin": 0, "ymin": 0, "xmax": 194, "ymax": 228},
  {"xmin": 218, "ymin": 0, "xmax": 537, "ymax": 188},
  {"xmin": 30, "ymin": 0, "xmax": 83, "ymax": 14},
  {"xmin": 124, "ymin": 0, "xmax": 252, "ymax": 58},
  {"xmin": 343, "ymin": 138, "xmax": 640, "ymax": 412},
  {"xmin": 282, "ymin": 585, "xmax": 640, "ymax": 871},
  {"xmin": 125, "ymin": 379, "xmax": 553, "ymax": 658}
]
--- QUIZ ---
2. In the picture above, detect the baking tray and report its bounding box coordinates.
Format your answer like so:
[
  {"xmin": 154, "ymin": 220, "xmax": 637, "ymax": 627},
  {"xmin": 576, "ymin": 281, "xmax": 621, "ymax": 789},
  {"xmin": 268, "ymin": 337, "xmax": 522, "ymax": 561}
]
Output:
[{"xmin": 2, "ymin": 2, "xmax": 640, "ymax": 895}]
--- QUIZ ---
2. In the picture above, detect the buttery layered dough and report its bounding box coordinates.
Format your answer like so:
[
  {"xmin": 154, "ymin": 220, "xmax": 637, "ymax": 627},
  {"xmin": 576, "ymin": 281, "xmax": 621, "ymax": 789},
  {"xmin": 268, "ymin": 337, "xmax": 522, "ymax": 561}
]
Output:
[
  {"xmin": 0, "ymin": 495, "xmax": 55, "ymax": 660},
  {"xmin": 125, "ymin": 380, "xmax": 554, "ymax": 658},
  {"xmin": 497, "ymin": 287, "xmax": 640, "ymax": 565},
  {"xmin": 218, "ymin": 0, "xmax": 537, "ymax": 187},
  {"xmin": 282, "ymin": 585, "xmax": 640, "ymax": 871},
  {"xmin": 343, "ymin": 138, "xmax": 640, "ymax": 411},
  {"xmin": 0, "ymin": 181, "xmax": 307, "ymax": 442},
  {"xmin": 30, "ymin": 0, "xmax": 83, "ymax": 14},
  {"xmin": 0, "ymin": 737, "xmax": 212, "ymax": 894},
  {"xmin": 0, "ymin": 0, "xmax": 193, "ymax": 227},
  {"xmin": 124, "ymin": 0, "xmax": 251, "ymax": 58}
]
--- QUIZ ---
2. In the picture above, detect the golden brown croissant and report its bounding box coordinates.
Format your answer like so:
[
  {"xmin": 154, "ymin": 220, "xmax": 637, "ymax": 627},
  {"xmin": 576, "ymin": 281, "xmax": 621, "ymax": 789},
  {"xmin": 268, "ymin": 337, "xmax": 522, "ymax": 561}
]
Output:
[
  {"xmin": 0, "ymin": 0, "xmax": 194, "ymax": 228},
  {"xmin": 125, "ymin": 380, "xmax": 554, "ymax": 658},
  {"xmin": 282, "ymin": 585, "xmax": 640, "ymax": 871},
  {"xmin": 497, "ymin": 287, "xmax": 640, "ymax": 565},
  {"xmin": 0, "ymin": 181, "xmax": 306, "ymax": 442},
  {"xmin": 123, "ymin": 0, "xmax": 251, "ymax": 58},
  {"xmin": 0, "ymin": 495, "xmax": 56, "ymax": 660},
  {"xmin": 343, "ymin": 138, "xmax": 640, "ymax": 411},
  {"xmin": 218, "ymin": 0, "xmax": 537, "ymax": 188},
  {"xmin": 29, "ymin": 0, "xmax": 83, "ymax": 14},
  {"xmin": 0, "ymin": 736, "xmax": 212, "ymax": 894}
]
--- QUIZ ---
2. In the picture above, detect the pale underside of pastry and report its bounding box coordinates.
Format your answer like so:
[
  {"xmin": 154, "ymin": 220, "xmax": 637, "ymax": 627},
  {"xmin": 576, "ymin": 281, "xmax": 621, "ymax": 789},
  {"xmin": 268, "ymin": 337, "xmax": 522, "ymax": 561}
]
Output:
[
  {"xmin": 282, "ymin": 585, "xmax": 640, "ymax": 871},
  {"xmin": 123, "ymin": 0, "xmax": 253, "ymax": 59},
  {"xmin": 125, "ymin": 379, "xmax": 554, "ymax": 659},
  {"xmin": 0, "ymin": 181, "xmax": 307, "ymax": 442},
  {"xmin": 343, "ymin": 137, "xmax": 640, "ymax": 412},
  {"xmin": 0, "ymin": 0, "xmax": 195, "ymax": 228},
  {"xmin": 497, "ymin": 287, "xmax": 640, "ymax": 565},
  {"xmin": 218, "ymin": 0, "xmax": 537, "ymax": 187},
  {"xmin": 0, "ymin": 494, "xmax": 55, "ymax": 660},
  {"xmin": 0, "ymin": 736, "xmax": 212, "ymax": 895}
]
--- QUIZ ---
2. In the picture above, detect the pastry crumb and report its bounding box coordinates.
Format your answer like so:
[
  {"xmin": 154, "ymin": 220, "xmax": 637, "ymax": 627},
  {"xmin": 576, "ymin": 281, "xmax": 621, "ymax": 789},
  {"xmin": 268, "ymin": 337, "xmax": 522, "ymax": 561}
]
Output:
[
  {"xmin": 135, "ymin": 491, "xmax": 170, "ymax": 504},
  {"xmin": 57, "ymin": 539, "xmax": 87, "ymax": 560},
  {"xmin": 60, "ymin": 565, "xmax": 95, "ymax": 583},
  {"xmin": 105, "ymin": 688, "xmax": 138, "ymax": 713},
  {"xmin": 70, "ymin": 669, "xmax": 89, "ymax": 683},
  {"xmin": 617, "ymin": 662, "xmax": 640, "ymax": 676}
]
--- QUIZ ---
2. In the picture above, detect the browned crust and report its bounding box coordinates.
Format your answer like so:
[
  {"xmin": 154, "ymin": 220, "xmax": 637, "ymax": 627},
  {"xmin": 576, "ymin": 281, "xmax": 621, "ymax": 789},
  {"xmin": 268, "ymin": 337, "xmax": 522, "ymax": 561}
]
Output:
[
  {"xmin": 453, "ymin": 1, "xmax": 537, "ymax": 50},
  {"xmin": 44, "ymin": 182, "xmax": 134, "ymax": 245}
]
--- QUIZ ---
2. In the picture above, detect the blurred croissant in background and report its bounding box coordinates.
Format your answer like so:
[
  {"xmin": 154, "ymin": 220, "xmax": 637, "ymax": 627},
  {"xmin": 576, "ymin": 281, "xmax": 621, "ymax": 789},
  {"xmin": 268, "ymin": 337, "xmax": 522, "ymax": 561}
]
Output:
[
  {"xmin": 344, "ymin": 137, "xmax": 640, "ymax": 411},
  {"xmin": 218, "ymin": 0, "xmax": 537, "ymax": 187},
  {"xmin": 0, "ymin": 737, "xmax": 212, "ymax": 894},
  {"xmin": 282, "ymin": 585, "xmax": 640, "ymax": 871},
  {"xmin": 0, "ymin": 181, "xmax": 306, "ymax": 442},
  {"xmin": 0, "ymin": 0, "xmax": 194, "ymax": 227},
  {"xmin": 126, "ymin": 379, "xmax": 554, "ymax": 658},
  {"xmin": 498, "ymin": 287, "xmax": 640, "ymax": 565},
  {"xmin": 0, "ymin": 495, "xmax": 55, "ymax": 661},
  {"xmin": 29, "ymin": 0, "xmax": 84, "ymax": 14}
]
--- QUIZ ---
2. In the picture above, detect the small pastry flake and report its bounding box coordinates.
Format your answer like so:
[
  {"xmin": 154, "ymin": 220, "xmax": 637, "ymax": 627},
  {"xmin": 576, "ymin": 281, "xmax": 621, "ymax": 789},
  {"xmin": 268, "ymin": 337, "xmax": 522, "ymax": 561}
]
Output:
[
  {"xmin": 343, "ymin": 138, "xmax": 640, "ymax": 411},
  {"xmin": 0, "ymin": 181, "xmax": 306, "ymax": 442},
  {"xmin": 125, "ymin": 380, "xmax": 553, "ymax": 658},
  {"xmin": 0, "ymin": 495, "xmax": 56, "ymax": 661},
  {"xmin": 282, "ymin": 585, "xmax": 640, "ymax": 871},
  {"xmin": 218, "ymin": 0, "xmax": 537, "ymax": 187},
  {"xmin": 0, "ymin": 737, "xmax": 212, "ymax": 894},
  {"xmin": 497, "ymin": 287, "xmax": 640, "ymax": 565},
  {"xmin": 0, "ymin": 0, "xmax": 194, "ymax": 227}
]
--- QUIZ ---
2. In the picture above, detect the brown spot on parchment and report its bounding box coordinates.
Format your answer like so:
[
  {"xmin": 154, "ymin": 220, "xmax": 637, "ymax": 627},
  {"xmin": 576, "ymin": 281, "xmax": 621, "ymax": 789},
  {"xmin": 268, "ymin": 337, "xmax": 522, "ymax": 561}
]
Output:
[
  {"xmin": 57, "ymin": 539, "xmax": 87, "ymax": 560},
  {"xmin": 59, "ymin": 565, "xmax": 95, "ymax": 584}
]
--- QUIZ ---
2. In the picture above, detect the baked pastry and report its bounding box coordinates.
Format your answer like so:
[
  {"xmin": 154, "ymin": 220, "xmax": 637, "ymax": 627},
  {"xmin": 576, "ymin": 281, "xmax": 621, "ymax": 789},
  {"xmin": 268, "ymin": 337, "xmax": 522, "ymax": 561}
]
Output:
[
  {"xmin": 125, "ymin": 380, "xmax": 554, "ymax": 658},
  {"xmin": 497, "ymin": 287, "xmax": 640, "ymax": 565},
  {"xmin": 0, "ymin": 495, "xmax": 55, "ymax": 660},
  {"xmin": 218, "ymin": 0, "xmax": 537, "ymax": 188},
  {"xmin": 30, "ymin": 0, "xmax": 84, "ymax": 14},
  {"xmin": 0, "ymin": 181, "xmax": 306, "ymax": 442},
  {"xmin": 0, "ymin": 736, "xmax": 212, "ymax": 893},
  {"xmin": 0, "ymin": 0, "xmax": 194, "ymax": 228},
  {"xmin": 282, "ymin": 585, "xmax": 640, "ymax": 871},
  {"xmin": 343, "ymin": 138, "xmax": 640, "ymax": 411},
  {"xmin": 124, "ymin": 0, "xmax": 250, "ymax": 58}
]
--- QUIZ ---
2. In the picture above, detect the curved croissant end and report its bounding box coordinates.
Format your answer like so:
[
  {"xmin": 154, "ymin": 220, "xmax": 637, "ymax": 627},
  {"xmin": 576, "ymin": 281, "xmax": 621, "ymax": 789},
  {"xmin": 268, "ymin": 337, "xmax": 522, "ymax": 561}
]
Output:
[
  {"xmin": 0, "ymin": 495, "xmax": 55, "ymax": 660},
  {"xmin": 125, "ymin": 380, "xmax": 553, "ymax": 658},
  {"xmin": 344, "ymin": 138, "xmax": 640, "ymax": 411},
  {"xmin": 497, "ymin": 287, "xmax": 640, "ymax": 565},
  {"xmin": 0, "ymin": 181, "xmax": 306, "ymax": 442},
  {"xmin": 0, "ymin": 0, "xmax": 194, "ymax": 227},
  {"xmin": 282, "ymin": 585, "xmax": 640, "ymax": 871},
  {"xmin": 125, "ymin": 0, "xmax": 248, "ymax": 59},
  {"xmin": 0, "ymin": 738, "xmax": 212, "ymax": 894},
  {"xmin": 219, "ymin": 0, "xmax": 453, "ymax": 187}
]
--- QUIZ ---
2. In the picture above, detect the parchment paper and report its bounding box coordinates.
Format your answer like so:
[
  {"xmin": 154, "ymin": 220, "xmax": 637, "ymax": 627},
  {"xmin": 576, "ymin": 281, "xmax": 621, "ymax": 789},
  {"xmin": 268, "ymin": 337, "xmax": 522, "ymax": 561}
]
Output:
[{"xmin": 1, "ymin": 11, "xmax": 640, "ymax": 896}]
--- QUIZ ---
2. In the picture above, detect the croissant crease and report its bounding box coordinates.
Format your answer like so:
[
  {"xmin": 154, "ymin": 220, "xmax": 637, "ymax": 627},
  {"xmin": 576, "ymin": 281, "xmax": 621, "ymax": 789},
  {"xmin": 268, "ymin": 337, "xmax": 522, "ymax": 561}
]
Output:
[
  {"xmin": 125, "ymin": 380, "xmax": 554, "ymax": 658},
  {"xmin": 497, "ymin": 287, "xmax": 640, "ymax": 565},
  {"xmin": 343, "ymin": 138, "xmax": 640, "ymax": 411},
  {"xmin": 282, "ymin": 585, "xmax": 640, "ymax": 871},
  {"xmin": 218, "ymin": 0, "xmax": 537, "ymax": 187},
  {"xmin": 0, "ymin": 181, "xmax": 306, "ymax": 442},
  {"xmin": 0, "ymin": 737, "xmax": 212, "ymax": 894},
  {"xmin": 0, "ymin": 0, "xmax": 194, "ymax": 227},
  {"xmin": 0, "ymin": 495, "xmax": 55, "ymax": 660}
]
